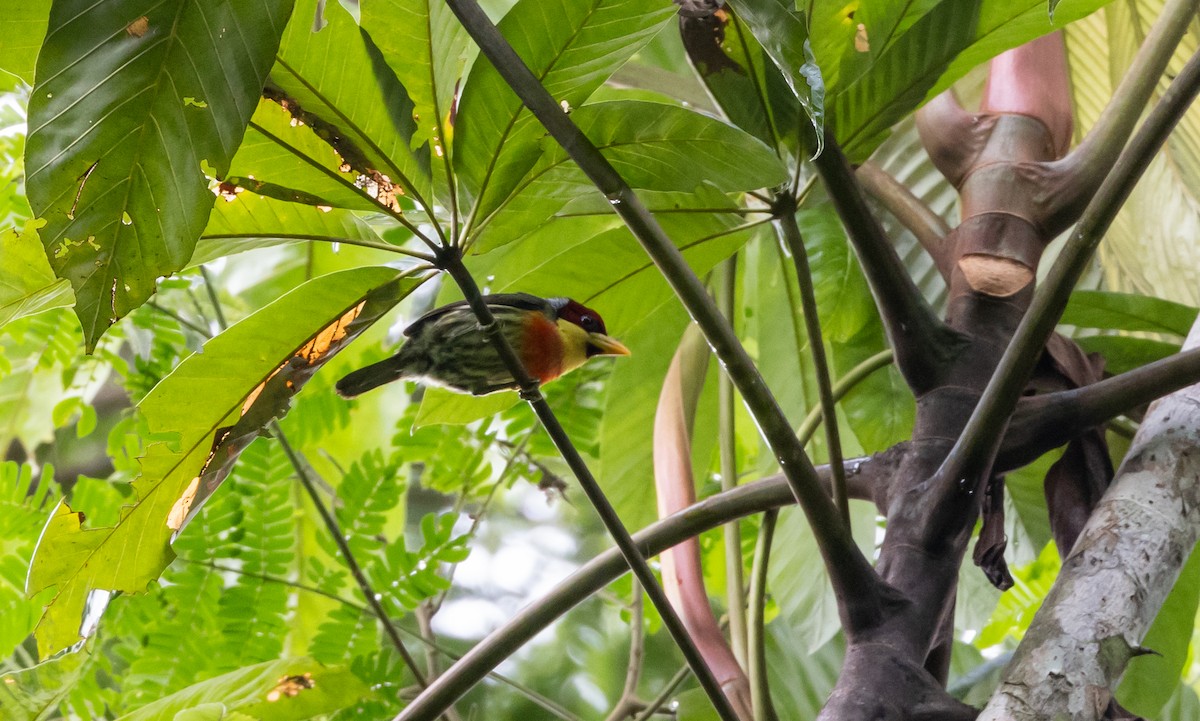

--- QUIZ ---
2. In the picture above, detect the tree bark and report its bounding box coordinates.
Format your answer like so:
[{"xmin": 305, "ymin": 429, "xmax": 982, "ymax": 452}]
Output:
[{"xmin": 978, "ymin": 320, "xmax": 1200, "ymax": 721}]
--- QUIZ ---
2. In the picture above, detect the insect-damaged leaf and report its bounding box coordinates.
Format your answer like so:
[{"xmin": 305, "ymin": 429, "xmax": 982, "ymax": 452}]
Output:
[
  {"xmin": 26, "ymin": 266, "xmax": 427, "ymax": 657},
  {"xmin": 26, "ymin": 0, "xmax": 293, "ymax": 351}
]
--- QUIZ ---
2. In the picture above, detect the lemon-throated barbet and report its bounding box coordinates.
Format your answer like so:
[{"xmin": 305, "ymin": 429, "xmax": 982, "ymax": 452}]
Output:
[{"xmin": 335, "ymin": 293, "xmax": 631, "ymax": 397}]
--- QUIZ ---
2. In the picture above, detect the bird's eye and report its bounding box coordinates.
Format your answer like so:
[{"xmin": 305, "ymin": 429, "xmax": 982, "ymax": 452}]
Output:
[{"xmin": 580, "ymin": 315, "xmax": 596, "ymax": 330}]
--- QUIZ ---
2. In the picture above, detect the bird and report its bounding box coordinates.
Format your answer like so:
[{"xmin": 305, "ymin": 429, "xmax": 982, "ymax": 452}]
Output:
[{"xmin": 335, "ymin": 293, "xmax": 631, "ymax": 397}]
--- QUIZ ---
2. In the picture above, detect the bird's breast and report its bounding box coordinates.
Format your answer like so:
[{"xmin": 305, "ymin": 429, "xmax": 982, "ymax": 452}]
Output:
[{"xmin": 519, "ymin": 313, "xmax": 565, "ymax": 383}]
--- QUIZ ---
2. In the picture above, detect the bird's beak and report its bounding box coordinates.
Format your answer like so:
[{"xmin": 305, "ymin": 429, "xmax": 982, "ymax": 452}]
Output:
[{"xmin": 587, "ymin": 332, "xmax": 631, "ymax": 357}]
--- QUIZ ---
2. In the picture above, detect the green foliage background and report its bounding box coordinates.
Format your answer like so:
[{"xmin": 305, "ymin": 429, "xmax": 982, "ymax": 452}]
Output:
[{"xmin": 2, "ymin": 0, "xmax": 1200, "ymax": 719}]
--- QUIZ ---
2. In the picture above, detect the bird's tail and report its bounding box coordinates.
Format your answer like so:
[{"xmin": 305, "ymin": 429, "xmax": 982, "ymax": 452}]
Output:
[{"xmin": 335, "ymin": 355, "xmax": 412, "ymax": 398}]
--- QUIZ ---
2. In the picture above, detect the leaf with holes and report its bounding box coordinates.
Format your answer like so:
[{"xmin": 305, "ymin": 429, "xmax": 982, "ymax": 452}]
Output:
[
  {"xmin": 25, "ymin": 266, "xmax": 425, "ymax": 656},
  {"xmin": 25, "ymin": 0, "xmax": 293, "ymax": 350}
]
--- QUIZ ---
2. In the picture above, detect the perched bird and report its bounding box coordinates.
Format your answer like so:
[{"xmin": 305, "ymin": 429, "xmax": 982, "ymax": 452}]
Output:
[{"xmin": 336, "ymin": 293, "xmax": 631, "ymax": 397}]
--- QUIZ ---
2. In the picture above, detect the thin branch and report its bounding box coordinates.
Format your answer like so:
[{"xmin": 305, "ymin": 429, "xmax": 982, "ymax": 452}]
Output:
[
  {"xmin": 776, "ymin": 196, "xmax": 848, "ymax": 527},
  {"xmin": 273, "ymin": 424, "xmax": 430, "ymax": 690},
  {"xmin": 393, "ymin": 457, "xmax": 888, "ymax": 721},
  {"xmin": 632, "ymin": 666, "xmax": 691, "ymax": 721},
  {"xmin": 795, "ymin": 349, "xmax": 895, "ymax": 447},
  {"xmin": 1043, "ymin": 0, "xmax": 1199, "ymax": 233},
  {"xmin": 443, "ymin": 0, "xmax": 885, "ymax": 639},
  {"xmin": 1003, "ymin": 346, "xmax": 1200, "ymax": 468},
  {"xmin": 718, "ymin": 258, "xmax": 748, "ymax": 668},
  {"xmin": 147, "ymin": 302, "xmax": 211, "ymax": 337},
  {"xmin": 811, "ymin": 132, "xmax": 964, "ymax": 396},
  {"xmin": 604, "ymin": 580, "xmax": 647, "ymax": 721},
  {"xmin": 427, "ymin": 254, "xmax": 740, "ymax": 721},
  {"xmin": 747, "ymin": 510, "xmax": 779, "ymax": 721},
  {"xmin": 855, "ymin": 161, "xmax": 952, "ymax": 280},
  {"xmin": 935, "ymin": 45, "xmax": 1200, "ymax": 510},
  {"xmin": 198, "ymin": 265, "xmax": 227, "ymax": 329}
]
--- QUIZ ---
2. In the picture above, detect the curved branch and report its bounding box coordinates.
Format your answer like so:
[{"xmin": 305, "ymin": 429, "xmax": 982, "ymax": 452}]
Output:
[
  {"xmin": 395, "ymin": 455, "xmax": 891, "ymax": 721},
  {"xmin": 855, "ymin": 162, "xmax": 953, "ymax": 281},
  {"xmin": 812, "ymin": 133, "xmax": 966, "ymax": 395},
  {"xmin": 1000, "ymin": 347, "xmax": 1200, "ymax": 470}
]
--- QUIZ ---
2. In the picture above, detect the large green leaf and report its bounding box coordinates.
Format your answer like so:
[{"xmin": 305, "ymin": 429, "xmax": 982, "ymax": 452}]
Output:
[
  {"xmin": 472, "ymin": 99, "xmax": 788, "ymax": 250},
  {"xmin": 25, "ymin": 266, "xmax": 423, "ymax": 656},
  {"xmin": 1062, "ymin": 290, "xmax": 1198, "ymax": 337},
  {"xmin": 1116, "ymin": 545, "xmax": 1200, "ymax": 717},
  {"xmin": 361, "ymin": 0, "xmax": 468, "ymax": 159},
  {"xmin": 0, "ymin": 1, "xmax": 48, "ymax": 87},
  {"xmin": 455, "ymin": 0, "xmax": 675, "ymax": 229},
  {"xmin": 116, "ymin": 657, "xmax": 370, "ymax": 721},
  {"xmin": 1066, "ymin": 2, "xmax": 1200, "ymax": 307},
  {"xmin": 769, "ymin": 500, "xmax": 877, "ymax": 651},
  {"xmin": 1074, "ymin": 335, "xmax": 1180, "ymax": 375},
  {"xmin": 0, "ymin": 220, "xmax": 73, "ymax": 330},
  {"xmin": 194, "ymin": 189, "xmax": 397, "ymax": 266},
  {"xmin": 814, "ymin": 0, "xmax": 1112, "ymax": 160},
  {"xmin": 272, "ymin": 0, "xmax": 432, "ymax": 211},
  {"xmin": 726, "ymin": 0, "xmax": 824, "ymax": 144},
  {"xmin": 26, "ymin": 0, "xmax": 294, "ymax": 350}
]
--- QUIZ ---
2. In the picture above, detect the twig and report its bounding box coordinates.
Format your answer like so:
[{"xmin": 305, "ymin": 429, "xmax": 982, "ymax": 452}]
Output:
[
  {"xmin": 200, "ymin": 232, "xmax": 438, "ymax": 261},
  {"xmin": 795, "ymin": 350, "xmax": 895, "ymax": 445},
  {"xmin": 147, "ymin": 302, "xmax": 212, "ymax": 338},
  {"xmin": 604, "ymin": 580, "xmax": 647, "ymax": 721},
  {"xmin": 199, "ymin": 265, "xmax": 227, "ymax": 329},
  {"xmin": 273, "ymin": 424, "xmax": 432, "ymax": 690}
]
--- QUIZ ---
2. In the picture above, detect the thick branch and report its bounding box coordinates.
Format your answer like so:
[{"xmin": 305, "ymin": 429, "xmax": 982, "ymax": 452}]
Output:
[
  {"xmin": 1001, "ymin": 346, "xmax": 1200, "ymax": 469},
  {"xmin": 812, "ymin": 133, "xmax": 965, "ymax": 395},
  {"xmin": 855, "ymin": 162, "xmax": 953, "ymax": 281},
  {"xmin": 395, "ymin": 456, "xmax": 889, "ymax": 721},
  {"xmin": 979, "ymin": 322, "xmax": 1200, "ymax": 721},
  {"xmin": 1042, "ymin": 0, "xmax": 1199, "ymax": 233},
  {"xmin": 934, "ymin": 45, "xmax": 1200, "ymax": 508},
  {"xmin": 444, "ymin": 0, "xmax": 886, "ymax": 633}
]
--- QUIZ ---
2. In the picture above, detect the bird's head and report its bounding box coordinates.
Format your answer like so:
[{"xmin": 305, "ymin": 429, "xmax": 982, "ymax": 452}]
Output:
[{"xmin": 549, "ymin": 298, "xmax": 631, "ymax": 371}]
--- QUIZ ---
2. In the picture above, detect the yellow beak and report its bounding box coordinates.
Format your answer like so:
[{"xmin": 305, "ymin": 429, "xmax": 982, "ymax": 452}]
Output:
[{"xmin": 587, "ymin": 332, "xmax": 631, "ymax": 357}]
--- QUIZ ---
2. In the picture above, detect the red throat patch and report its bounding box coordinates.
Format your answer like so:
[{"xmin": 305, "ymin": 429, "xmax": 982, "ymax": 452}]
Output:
[{"xmin": 520, "ymin": 313, "xmax": 565, "ymax": 383}]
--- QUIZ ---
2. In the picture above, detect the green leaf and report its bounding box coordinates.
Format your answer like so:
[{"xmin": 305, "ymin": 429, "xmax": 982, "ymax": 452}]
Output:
[
  {"xmin": 473, "ymin": 100, "xmax": 788, "ymax": 250},
  {"xmin": 25, "ymin": 266, "xmax": 424, "ymax": 656},
  {"xmin": 25, "ymin": 0, "xmax": 294, "ymax": 350},
  {"xmin": 769, "ymin": 500, "xmax": 877, "ymax": 651},
  {"xmin": 1062, "ymin": 290, "xmax": 1198, "ymax": 337},
  {"xmin": 414, "ymin": 387, "xmax": 521, "ymax": 428},
  {"xmin": 0, "ymin": 219, "xmax": 73, "ymax": 330},
  {"xmin": 273, "ymin": 0, "xmax": 432, "ymax": 210},
  {"xmin": 361, "ymin": 0, "xmax": 468, "ymax": 155},
  {"xmin": 725, "ymin": 0, "xmax": 824, "ymax": 146},
  {"xmin": 802, "ymin": 206, "xmax": 876, "ymax": 343},
  {"xmin": 455, "ymin": 0, "xmax": 675, "ymax": 227},
  {"xmin": 1074, "ymin": 335, "xmax": 1181, "ymax": 376},
  {"xmin": 764, "ymin": 622, "xmax": 844, "ymax": 719},
  {"xmin": 195, "ymin": 185, "xmax": 396, "ymax": 266},
  {"xmin": 0, "ymin": 1, "xmax": 48, "ymax": 87},
  {"xmin": 1116, "ymin": 545, "xmax": 1200, "ymax": 717},
  {"xmin": 115, "ymin": 658, "xmax": 370, "ymax": 721}
]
